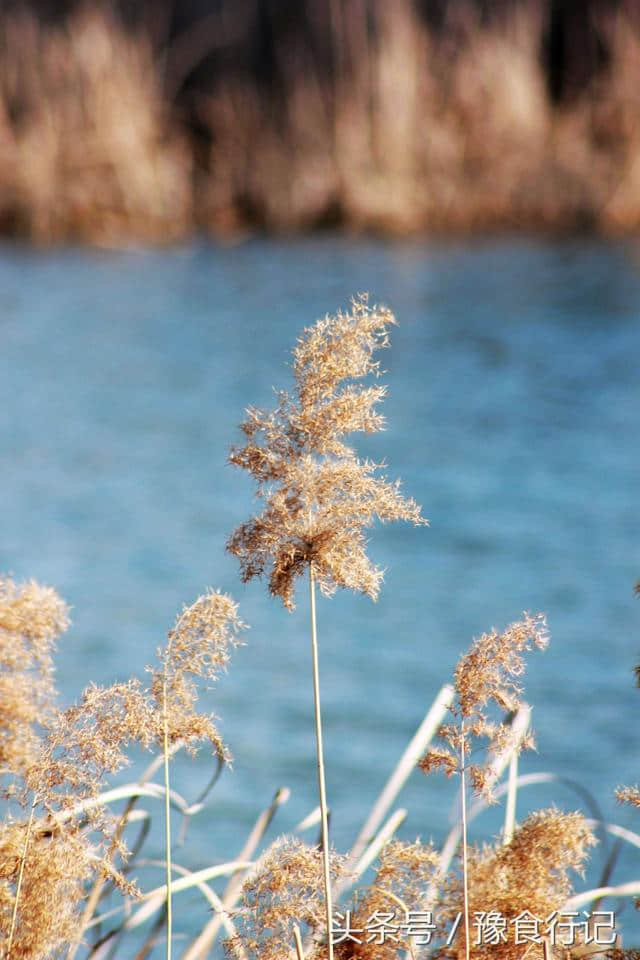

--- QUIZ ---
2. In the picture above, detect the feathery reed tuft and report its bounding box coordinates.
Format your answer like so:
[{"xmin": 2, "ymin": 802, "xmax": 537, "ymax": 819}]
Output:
[
  {"xmin": 227, "ymin": 294, "xmax": 427, "ymax": 610},
  {"xmin": 421, "ymin": 613, "xmax": 548, "ymax": 800},
  {"xmin": 151, "ymin": 589, "xmax": 246, "ymax": 760},
  {"xmin": 335, "ymin": 840, "xmax": 440, "ymax": 960},
  {"xmin": 0, "ymin": 577, "xmax": 69, "ymax": 781},
  {"xmin": 440, "ymin": 809, "xmax": 596, "ymax": 960},
  {"xmin": 226, "ymin": 836, "xmax": 346, "ymax": 960},
  {"xmin": 0, "ymin": 819, "xmax": 94, "ymax": 959}
]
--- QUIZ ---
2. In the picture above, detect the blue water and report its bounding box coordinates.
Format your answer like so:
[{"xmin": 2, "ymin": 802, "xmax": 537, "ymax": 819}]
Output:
[{"xmin": 2, "ymin": 235, "xmax": 640, "ymax": 952}]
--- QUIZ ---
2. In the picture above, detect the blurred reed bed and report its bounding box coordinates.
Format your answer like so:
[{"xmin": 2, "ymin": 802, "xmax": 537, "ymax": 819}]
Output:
[
  {"xmin": 2, "ymin": 297, "xmax": 640, "ymax": 960},
  {"xmin": 6, "ymin": 1, "xmax": 640, "ymax": 242},
  {"xmin": 0, "ymin": 6, "xmax": 191, "ymax": 245}
]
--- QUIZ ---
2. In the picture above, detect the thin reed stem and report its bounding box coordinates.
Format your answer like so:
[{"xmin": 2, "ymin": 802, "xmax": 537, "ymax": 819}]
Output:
[
  {"xmin": 293, "ymin": 925, "xmax": 306, "ymax": 960},
  {"xmin": 67, "ymin": 753, "xmax": 172, "ymax": 960},
  {"xmin": 162, "ymin": 672, "xmax": 173, "ymax": 960},
  {"xmin": 460, "ymin": 722, "xmax": 470, "ymax": 960},
  {"xmin": 309, "ymin": 563, "xmax": 334, "ymax": 960},
  {"xmin": 8, "ymin": 797, "xmax": 37, "ymax": 957},
  {"xmin": 504, "ymin": 750, "xmax": 518, "ymax": 844}
]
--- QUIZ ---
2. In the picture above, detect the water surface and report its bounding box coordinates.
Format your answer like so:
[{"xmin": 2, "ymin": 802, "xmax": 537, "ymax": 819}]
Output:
[{"xmin": 2, "ymin": 235, "xmax": 640, "ymax": 948}]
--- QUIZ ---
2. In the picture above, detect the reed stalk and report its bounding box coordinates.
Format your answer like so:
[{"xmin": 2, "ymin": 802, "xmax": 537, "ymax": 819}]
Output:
[
  {"xmin": 162, "ymin": 671, "xmax": 173, "ymax": 960},
  {"xmin": 504, "ymin": 750, "xmax": 518, "ymax": 844},
  {"xmin": 459, "ymin": 723, "xmax": 470, "ymax": 960},
  {"xmin": 67, "ymin": 752, "xmax": 173, "ymax": 960},
  {"xmin": 293, "ymin": 925, "xmax": 306, "ymax": 960},
  {"xmin": 309, "ymin": 563, "xmax": 334, "ymax": 960},
  {"xmin": 8, "ymin": 797, "xmax": 37, "ymax": 957}
]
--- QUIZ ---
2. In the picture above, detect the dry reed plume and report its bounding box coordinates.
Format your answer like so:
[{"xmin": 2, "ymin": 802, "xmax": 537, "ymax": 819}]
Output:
[
  {"xmin": 441, "ymin": 809, "xmax": 596, "ymax": 960},
  {"xmin": 421, "ymin": 613, "xmax": 548, "ymax": 800},
  {"xmin": 227, "ymin": 294, "xmax": 427, "ymax": 610},
  {"xmin": 334, "ymin": 840, "xmax": 440, "ymax": 960},
  {"xmin": 0, "ymin": 578, "xmax": 69, "ymax": 781},
  {"xmin": 154, "ymin": 590, "xmax": 246, "ymax": 960},
  {"xmin": 152, "ymin": 589, "xmax": 246, "ymax": 763},
  {"xmin": 226, "ymin": 836, "xmax": 346, "ymax": 960},
  {"xmin": 421, "ymin": 613, "xmax": 549, "ymax": 960}
]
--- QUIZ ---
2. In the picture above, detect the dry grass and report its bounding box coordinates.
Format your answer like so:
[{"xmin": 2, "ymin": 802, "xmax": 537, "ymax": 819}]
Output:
[
  {"xmin": 440, "ymin": 809, "xmax": 597, "ymax": 960},
  {"xmin": 6, "ymin": 2, "xmax": 640, "ymax": 240},
  {"xmin": 0, "ymin": 5, "xmax": 191, "ymax": 246},
  {"xmin": 198, "ymin": 0, "xmax": 640, "ymax": 237}
]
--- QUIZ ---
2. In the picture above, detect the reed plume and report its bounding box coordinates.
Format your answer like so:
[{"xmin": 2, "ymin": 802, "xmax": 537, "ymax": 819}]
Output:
[
  {"xmin": 0, "ymin": 577, "xmax": 69, "ymax": 783},
  {"xmin": 0, "ymin": 819, "xmax": 95, "ymax": 960},
  {"xmin": 334, "ymin": 839, "xmax": 440, "ymax": 960},
  {"xmin": 439, "ymin": 809, "xmax": 596, "ymax": 960},
  {"xmin": 3, "ymin": 678, "xmax": 152, "ymax": 958},
  {"xmin": 225, "ymin": 836, "xmax": 346, "ymax": 960},
  {"xmin": 420, "ymin": 613, "xmax": 549, "ymax": 801},
  {"xmin": 227, "ymin": 294, "xmax": 427, "ymax": 611},
  {"xmin": 152, "ymin": 589, "xmax": 246, "ymax": 960},
  {"xmin": 421, "ymin": 613, "xmax": 548, "ymax": 960},
  {"xmin": 228, "ymin": 295, "xmax": 427, "ymax": 959}
]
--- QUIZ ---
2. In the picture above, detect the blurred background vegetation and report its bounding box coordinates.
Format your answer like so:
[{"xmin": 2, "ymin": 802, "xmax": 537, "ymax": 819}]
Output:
[{"xmin": 3, "ymin": 0, "xmax": 640, "ymax": 245}]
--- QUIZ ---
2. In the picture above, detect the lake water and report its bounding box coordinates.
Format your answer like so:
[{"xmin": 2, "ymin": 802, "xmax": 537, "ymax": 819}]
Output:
[{"xmin": 2, "ymin": 234, "xmax": 640, "ymax": 952}]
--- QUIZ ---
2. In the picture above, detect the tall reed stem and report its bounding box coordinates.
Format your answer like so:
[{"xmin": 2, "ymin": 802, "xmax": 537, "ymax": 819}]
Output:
[
  {"xmin": 8, "ymin": 797, "xmax": 37, "ymax": 957},
  {"xmin": 460, "ymin": 722, "xmax": 470, "ymax": 960},
  {"xmin": 309, "ymin": 563, "xmax": 334, "ymax": 960},
  {"xmin": 162, "ymin": 672, "xmax": 173, "ymax": 960}
]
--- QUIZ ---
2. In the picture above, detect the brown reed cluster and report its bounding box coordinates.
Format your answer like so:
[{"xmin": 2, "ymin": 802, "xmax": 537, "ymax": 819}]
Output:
[
  {"xmin": 225, "ymin": 836, "xmax": 346, "ymax": 960},
  {"xmin": 420, "ymin": 613, "xmax": 548, "ymax": 799},
  {"xmin": 7, "ymin": 1, "xmax": 640, "ymax": 240},
  {"xmin": 0, "ymin": 820, "xmax": 96, "ymax": 960},
  {"xmin": 0, "ymin": 577, "xmax": 69, "ymax": 781},
  {"xmin": 227, "ymin": 295, "xmax": 427, "ymax": 610},
  {"xmin": 0, "ymin": 5, "xmax": 191, "ymax": 245},
  {"xmin": 334, "ymin": 840, "xmax": 440, "ymax": 960},
  {"xmin": 440, "ymin": 809, "xmax": 596, "ymax": 960},
  {"xmin": 0, "ymin": 578, "xmax": 147, "ymax": 957},
  {"xmin": 0, "ymin": 578, "xmax": 245, "ymax": 958}
]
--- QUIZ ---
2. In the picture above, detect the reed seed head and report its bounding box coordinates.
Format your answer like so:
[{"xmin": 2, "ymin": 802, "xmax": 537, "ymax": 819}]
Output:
[
  {"xmin": 0, "ymin": 577, "xmax": 69, "ymax": 782},
  {"xmin": 225, "ymin": 836, "xmax": 346, "ymax": 960},
  {"xmin": 335, "ymin": 840, "xmax": 439, "ymax": 960},
  {"xmin": 441, "ymin": 808, "xmax": 596, "ymax": 960},
  {"xmin": 24, "ymin": 679, "xmax": 155, "ymax": 812},
  {"xmin": 0, "ymin": 819, "xmax": 93, "ymax": 959},
  {"xmin": 228, "ymin": 295, "xmax": 427, "ymax": 610},
  {"xmin": 421, "ymin": 613, "xmax": 548, "ymax": 799},
  {"xmin": 152, "ymin": 589, "xmax": 246, "ymax": 760},
  {"xmin": 160, "ymin": 589, "xmax": 246, "ymax": 682},
  {"xmin": 616, "ymin": 785, "xmax": 640, "ymax": 808}
]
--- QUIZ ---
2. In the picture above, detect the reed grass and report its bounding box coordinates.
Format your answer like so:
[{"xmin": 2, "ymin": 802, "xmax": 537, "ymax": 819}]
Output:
[
  {"xmin": 1, "ymin": 303, "xmax": 640, "ymax": 960},
  {"xmin": 7, "ymin": 2, "xmax": 640, "ymax": 241},
  {"xmin": 227, "ymin": 295, "xmax": 427, "ymax": 957}
]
